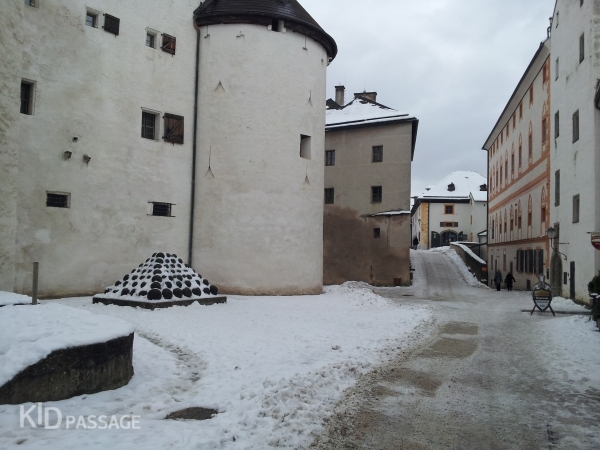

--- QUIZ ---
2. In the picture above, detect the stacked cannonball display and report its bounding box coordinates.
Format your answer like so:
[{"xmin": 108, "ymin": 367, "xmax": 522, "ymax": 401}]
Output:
[{"xmin": 104, "ymin": 253, "xmax": 219, "ymax": 302}]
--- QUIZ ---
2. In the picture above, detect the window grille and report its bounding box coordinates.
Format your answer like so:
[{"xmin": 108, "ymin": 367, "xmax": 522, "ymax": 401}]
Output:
[
  {"xmin": 86, "ymin": 12, "xmax": 97, "ymax": 27},
  {"xmin": 162, "ymin": 34, "xmax": 176, "ymax": 55},
  {"xmin": 324, "ymin": 188, "xmax": 334, "ymax": 205},
  {"xmin": 103, "ymin": 14, "xmax": 120, "ymax": 36},
  {"xmin": 146, "ymin": 33, "xmax": 155, "ymax": 48},
  {"xmin": 141, "ymin": 112, "xmax": 156, "ymax": 140},
  {"xmin": 151, "ymin": 202, "xmax": 174, "ymax": 217},
  {"xmin": 163, "ymin": 113, "xmax": 184, "ymax": 144},
  {"xmin": 20, "ymin": 82, "xmax": 32, "ymax": 115}
]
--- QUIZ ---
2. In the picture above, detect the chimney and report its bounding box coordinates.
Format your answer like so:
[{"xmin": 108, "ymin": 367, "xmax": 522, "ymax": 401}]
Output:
[
  {"xmin": 335, "ymin": 85, "xmax": 345, "ymax": 106},
  {"xmin": 354, "ymin": 91, "xmax": 377, "ymax": 102}
]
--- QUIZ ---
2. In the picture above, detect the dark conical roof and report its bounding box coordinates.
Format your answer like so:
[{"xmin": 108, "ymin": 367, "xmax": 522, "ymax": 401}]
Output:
[{"xmin": 194, "ymin": 0, "xmax": 337, "ymax": 60}]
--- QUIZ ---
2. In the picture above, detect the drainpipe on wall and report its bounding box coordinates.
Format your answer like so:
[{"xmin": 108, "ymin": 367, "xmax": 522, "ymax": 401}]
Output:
[
  {"xmin": 188, "ymin": 27, "xmax": 201, "ymax": 266},
  {"xmin": 427, "ymin": 201, "xmax": 430, "ymax": 250}
]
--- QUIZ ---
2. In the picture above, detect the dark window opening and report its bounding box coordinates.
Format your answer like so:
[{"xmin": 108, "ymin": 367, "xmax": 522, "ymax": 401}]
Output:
[
  {"xmin": 554, "ymin": 111, "xmax": 560, "ymax": 138},
  {"xmin": 141, "ymin": 112, "xmax": 156, "ymax": 140},
  {"xmin": 573, "ymin": 194, "xmax": 580, "ymax": 223},
  {"xmin": 572, "ymin": 110, "xmax": 579, "ymax": 143},
  {"xmin": 163, "ymin": 113, "xmax": 184, "ymax": 144},
  {"xmin": 300, "ymin": 135, "xmax": 311, "ymax": 159},
  {"xmin": 151, "ymin": 202, "xmax": 173, "ymax": 217},
  {"xmin": 480, "ymin": 184, "xmax": 487, "ymax": 191},
  {"xmin": 46, "ymin": 192, "xmax": 69, "ymax": 208},
  {"xmin": 325, "ymin": 150, "xmax": 335, "ymax": 166},
  {"xmin": 555, "ymin": 170, "xmax": 560, "ymax": 206},
  {"xmin": 271, "ymin": 19, "xmax": 280, "ymax": 32},
  {"xmin": 86, "ymin": 12, "xmax": 97, "ymax": 27},
  {"xmin": 20, "ymin": 81, "xmax": 33, "ymax": 115},
  {"xmin": 371, "ymin": 186, "xmax": 382, "ymax": 203},
  {"xmin": 324, "ymin": 188, "xmax": 334, "ymax": 205},
  {"xmin": 161, "ymin": 34, "xmax": 176, "ymax": 55},
  {"xmin": 372, "ymin": 145, "xmax": 383, "ymax": 163},
  {"xmin": 447, "ymin": 183, "xmax": 455, "ymax": 192},
  {"xmin": 373, "ymin": 228, "xmax": 381, "ymax": 239},
  {"xmin": 103, "ymin": 14, "xmax": 120, "ymax": 36},
  {"xmin": 580, "ymin": 33, "xmax": 585, "ymax": 63}
]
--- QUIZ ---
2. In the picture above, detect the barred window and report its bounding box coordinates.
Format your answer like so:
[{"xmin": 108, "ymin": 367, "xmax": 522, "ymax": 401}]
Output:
[
  {"xmin": 141, "ymin": 112, "xmax": 156, "ymax": 140},
  {"xmin": 325, "ymin": 150, "xmax": 335, "ymax": 166},
  {"xmin": 46, "ymin": 192, "xmax": 70, "ymax": 208},
  {"xmin": 150, "ymin": 202, "xmax": 174, "ymax": 217},
  {"xmin": 324, "ymin": 188, "xmax": 334, "ymax": 205}
]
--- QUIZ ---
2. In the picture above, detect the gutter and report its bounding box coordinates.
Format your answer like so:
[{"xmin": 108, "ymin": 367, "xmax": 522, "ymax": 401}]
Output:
[{"xmin": 188, "ymin": 28, "xmax": 201, "ymax": 266}]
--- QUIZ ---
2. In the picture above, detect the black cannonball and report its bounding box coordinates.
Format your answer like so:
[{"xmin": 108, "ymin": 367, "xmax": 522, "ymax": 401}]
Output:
[
  {"xmin": 165, "ymin": 281, "xmax": 172, "ymax": 288},
  {"xmin": 123, "ymin": 275, "xmax": 129, "ymax": 281},
  {"xmin": 132, "ymin": 282, "xmax": 138, "ymax": 287},
  {"xmin": 139, "ymin": 290, "xmax": 148, "ymax": 297},
  {"xmin": 156, "ymin": 258, "xmax": 164, "ymax": 264},
  {"xmin": 169, "ymin": 276, "xmax": 174, "ymax": 280},
  {"xmin": 177, "ymin": 275, "xmax": 183, "ymax": 281},
  {"xmin": 162, "ymin": 288, "xmax": 173, "ymax": 300},
  {"xmin": 186, "ymin": 275, "xmax": 192, "ymax": 280},
  {"xmin": 154, "ymin": 264, "xmax": 162, "ymax": 269},
  {"xmin": 151, "ymin": 282, "xmax": 162, "ymax": 290},
  {"xmin": 146, "ymin": 258, "xmax": 151, "ymax": 263},
  {"xmin": 147, "ymin": 289, "xmax": 162, "ymax": 301},
  {"xmin": 178, "ymin": 258, "xmax": 183, "ymax": 263},
  {"xmin": 157, "ymin": 252, "xmax": 165, "ymax": 258},
  {"xmin": 177, "ymin": 264, "xmax": 182, "ymax": 268},
  {"xmin": 153, "ymin": 269, "xmax": 162, "ymax": 275},
  {"xmin": 192, "ymin": 287, "xmax": 202, "ymax": 296},
  {"xmin": 170, "ymin": 264, "xmax": 176, "ymax": 268},
  {"xmin": 122, "ymin": 281, "xmax": 128, "ymax": 287},
  {"xmin": 132, "ymin": 275, "xmax": 138, "ymax": 280},
  {"xmin": 141, "ymin": 282, "xmax": 147, "ymax": 288},
  {"xmin": 130, "ymin": 289, "xmax": 136, "ymax": 296},
  {"xmin": 173, "ymin": 288, "xmax": 183, "ymax": 299},
  {"xmin": 176, "ymin": 281, "xmax": 183, "ymax": 288},
  {"xmin": 203, "ymin": 279, "xmax": 209, "ymax": 286},
  {"xmin": 210, "ymin": 285, "xmax": 219, "ymax": 295},
  {"xmin": 121, "ymin": 288, "xmax": 130, "ymax": 296},
  {"xmin": 184, "ymin": 280, "xmax": 191, "ymax": 287},
  {"xmin": 139, "ymin": 263, "xmax": 143, "ymax": 267},
  {"xmin": 203, "ymin": 288, "xmax": 210, "ymax": 295},
  {"xmin": 166, "ymin": 253, "xmax": 171, "ymax": 257},
  {"xmin": 197, "ymin": 274, "xmax": 202, "ymax": 279},
  {"xmin": 115, "ymin": 280, "xmax": 121, "ymax": 286},
  {"xmin": 196, "ymin": 280, "xmax": 202, "ymax": 286},
  {"xmin": 104, "ymin": 288, "xmax": 110, "ymax": 294},
  {"xmin": 152, "ymin": 275, "xmax": 162, "ymax": 282},
  {"xmin": 152, "ymin": 253, "xmax": 157, "ymax": 257},
  {"xmin": 182, "ymin": 288, "xmax": 192, "ymax": 298}
]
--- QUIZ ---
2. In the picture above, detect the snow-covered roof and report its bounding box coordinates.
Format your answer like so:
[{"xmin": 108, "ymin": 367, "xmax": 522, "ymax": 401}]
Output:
[
  {"xmin": 326, "ymin": 97, "xmax": 415, "ymax": 130},
  {"xmin": 417, "ymin": 171, "xmax": 487, "ymax": 202},
  {"xmin": 370, "ymin": 210, "xmax": 411, "ymax": 217}
]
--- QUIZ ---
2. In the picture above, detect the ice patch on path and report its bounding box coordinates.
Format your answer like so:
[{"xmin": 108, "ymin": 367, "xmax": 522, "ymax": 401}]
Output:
[
  {"xmin": 431, "ymin": 246, "xmax": 489, "ymax": 289},
  {"xmin": 0, "ymin": 291, "xmax": 31, "ymax": 306},
  {"xmin": 0, "ymin": 303, "xmax": 134, "ymax": 387}
]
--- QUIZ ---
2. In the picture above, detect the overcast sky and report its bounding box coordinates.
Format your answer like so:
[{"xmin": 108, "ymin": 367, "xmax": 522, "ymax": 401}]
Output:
[{"xmin": 301, "ymin": 0, "xmax": 554, "ymax": 196}]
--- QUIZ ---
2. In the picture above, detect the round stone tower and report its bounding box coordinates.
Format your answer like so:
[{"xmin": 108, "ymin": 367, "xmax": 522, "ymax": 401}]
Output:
[{"xmin": 192, "ymin": 0, "xmax": 337, "ymax": 295}]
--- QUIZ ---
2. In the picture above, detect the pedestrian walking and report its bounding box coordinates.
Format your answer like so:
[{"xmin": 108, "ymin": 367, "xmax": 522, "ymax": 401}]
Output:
[
  {"xmin": 494, "ymin": 270, "xmax": 503, "ymax": 291},
  {"xmin": 412, "ymin": 236, "xmax": 419, "ymax": 250},
  {"xmin": 505, "ymin": 272, "xmax": 516, "ymax": 291}
]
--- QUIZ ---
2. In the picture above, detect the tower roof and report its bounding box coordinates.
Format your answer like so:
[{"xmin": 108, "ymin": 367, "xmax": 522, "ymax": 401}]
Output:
[{"xmin": 194, "ymin": 0, "xmax": 337, "ymax": 60}]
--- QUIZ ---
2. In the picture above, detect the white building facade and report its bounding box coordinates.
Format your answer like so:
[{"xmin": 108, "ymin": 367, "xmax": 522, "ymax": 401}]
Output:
[
  {"xmin": 0, "ymin": 0, "xmax": 337, "ymax": 297},
  {"xmin": 548, "ymin": 0, "xmax": 600, "ymax": 302}
]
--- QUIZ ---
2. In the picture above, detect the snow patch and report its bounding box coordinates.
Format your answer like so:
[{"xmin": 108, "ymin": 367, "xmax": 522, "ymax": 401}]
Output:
[{"xmin": 0, "ymin": 291, "xmax": 31, "ymax": 307}]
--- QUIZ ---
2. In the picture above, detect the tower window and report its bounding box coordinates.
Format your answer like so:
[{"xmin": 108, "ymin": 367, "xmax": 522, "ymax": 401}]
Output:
[
  {"xmin": 325, "ymin": 150, "xmax": 335, "ymax": 166},
  {"xmin": 580, "ymin": 33, "xmax": 585, "ymax": 63},
  {"xmin": 573, "ymin": 195, "xmax": 580, "ymax": 223},
  {"xmin": 300, "ymin": 135, "xmax": 311, "ymax": 159},
  {"xmin": 371, "ymin": 186, "xmax": 382, "ymax": 203},
  {"xmin": 373, "ymin": 228, "xmax": 381, "ymax": 239},
  {"xmin": 271, "ymin": 19, "xmax": 284, "ymax": 32},
  {"xmin": 324, "ymin": 188, "xmax": 334, "ymax": 205},
  {"xmin": 141, "ymin": 112, "xmax": 157, "ymax": 140},
  {"xmin": 150, "ymin": 202, "xmax": 174, "ymax": 217},
  {"xmin": 20, "ymin": 81, "xmax": 34, "ymax": 115},
  {"xmin": 46, "ymin": 192, "xmax": 70, "ymax": 208}
]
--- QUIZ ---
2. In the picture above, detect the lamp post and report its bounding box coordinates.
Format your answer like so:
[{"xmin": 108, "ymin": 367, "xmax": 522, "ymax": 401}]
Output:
[{"xmin": 547, "ymin": 227, "xmax": 567, "ymax": 260}]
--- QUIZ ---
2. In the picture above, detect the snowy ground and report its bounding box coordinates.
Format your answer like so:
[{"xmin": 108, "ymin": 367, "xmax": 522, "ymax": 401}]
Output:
[{"xmin": 0, "ymin": 283, "xmax": 432, "ymax": 449}]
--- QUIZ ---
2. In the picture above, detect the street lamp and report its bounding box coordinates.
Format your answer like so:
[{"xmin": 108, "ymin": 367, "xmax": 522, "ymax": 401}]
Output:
[{"xmin": 547, "ymin": 227, "xmax": 567, "ymax": 260}]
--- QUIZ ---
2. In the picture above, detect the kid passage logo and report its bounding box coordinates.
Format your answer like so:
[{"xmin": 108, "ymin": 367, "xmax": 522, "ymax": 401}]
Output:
[{"xmin": 20, "ymin": 404, "xmax": 141, "ymax": 430}]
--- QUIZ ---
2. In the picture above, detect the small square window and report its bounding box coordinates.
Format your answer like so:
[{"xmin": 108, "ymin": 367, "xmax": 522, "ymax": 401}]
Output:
[
  {"xmin": 324, "ymin": 188, "xmax": 334, "ymax": 205},
  {"xmin": 46, "ymin": 192, "xmax": 70, "ymax": 208},
  {"xmin": 20, "ymin": 81, "xmax": 34, "ymax": 115},
  {"xmin": 373, "ymin": 228, "xmax": 381, "ymax": 239},
  {"xmin": 151, "ymin": 202, "xmax": 174, "ymax": 217},
  {"xmin": 146, "ymin": 32, "xmax": 156, "ymax": 48},
  {"xmin": 372, "ymin": 145, "xmax": 383, "ymax": 163},
  {"xmin": 141, "ymin": 111, "xmax": 157, "ymax": 140},
  {"xmin": 300, "ymin": 135, "xmax": 311, "ymax": 159},
  {"xmin": 445, "ymin": 205, "xmax": 454, "ymax": 215},
  {"xmin": 86, "ymin": 12, "xmax": 97, "ymax": 27},
  {"xmin": 161, "ymin": 34, "xmax": 176, "ymax": 55},
  {"xmin": 371, "ymin": 186, "xmax": 382, "ymax": 203},
  {"xmin": 325, "ymin": 150, "xmax": 335, "ymax": 166},
  {"xmin": 103, "ymin": 14, "xmax": 120, "ymax": 36}
]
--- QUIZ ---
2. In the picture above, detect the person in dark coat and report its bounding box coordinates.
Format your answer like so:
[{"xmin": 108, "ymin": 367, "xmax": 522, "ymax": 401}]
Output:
[
  {"xmin": 505, "ymin": 272, "xmax": 516, "ymax": 291},
  {"xmin": 412, "ymin": 236, "xmax": 419, "ymax": 250},
  {"xmin": 494, "ymin": 270, "xmax": 503, "ymax": 291}
]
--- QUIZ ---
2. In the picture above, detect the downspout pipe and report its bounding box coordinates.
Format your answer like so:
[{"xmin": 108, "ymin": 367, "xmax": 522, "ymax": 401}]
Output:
[{"xmin": 188, "ymin": 27, "xmax": 200, "ymax": 266}]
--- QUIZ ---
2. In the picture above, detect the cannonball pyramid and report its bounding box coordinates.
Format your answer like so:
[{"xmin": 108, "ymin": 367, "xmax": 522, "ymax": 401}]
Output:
[{"xmin": 104, "ymin": 253, "xmax": 219, "ymax": 302}]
